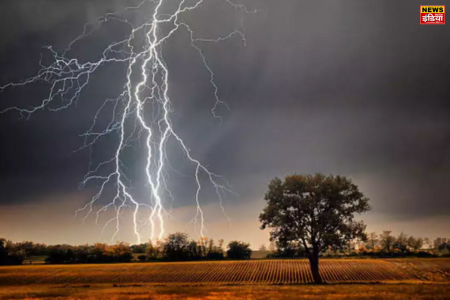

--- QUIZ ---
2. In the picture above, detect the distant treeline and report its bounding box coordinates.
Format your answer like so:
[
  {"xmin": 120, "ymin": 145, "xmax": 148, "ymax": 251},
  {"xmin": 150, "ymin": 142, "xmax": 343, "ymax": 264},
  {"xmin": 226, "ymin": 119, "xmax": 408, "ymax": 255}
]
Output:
[
  {"xmin": 268, "ymin": 232, "xmax": 450, "ymax": 259},
  {"xmin": 2, "ymin": 232, "xmax": 449, "ymax": 265},
  {"xmin": 0, "ymin": 233, "xmax": 252, "ymax": 265}
]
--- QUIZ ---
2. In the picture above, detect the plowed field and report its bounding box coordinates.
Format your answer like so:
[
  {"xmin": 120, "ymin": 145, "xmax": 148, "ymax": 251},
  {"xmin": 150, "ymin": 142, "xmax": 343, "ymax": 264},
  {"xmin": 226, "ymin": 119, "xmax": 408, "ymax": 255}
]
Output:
[{"xmin": 2, "ymin": 259, "xmax": 448, "ymax": 286}]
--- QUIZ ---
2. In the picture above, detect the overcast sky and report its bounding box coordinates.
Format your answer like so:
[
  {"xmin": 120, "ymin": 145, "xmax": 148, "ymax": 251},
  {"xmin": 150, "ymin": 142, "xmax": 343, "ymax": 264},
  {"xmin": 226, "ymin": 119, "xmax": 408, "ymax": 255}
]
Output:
[{"xmin": 0, "ymin": 0, "xmax": 449, "ymax": 246}]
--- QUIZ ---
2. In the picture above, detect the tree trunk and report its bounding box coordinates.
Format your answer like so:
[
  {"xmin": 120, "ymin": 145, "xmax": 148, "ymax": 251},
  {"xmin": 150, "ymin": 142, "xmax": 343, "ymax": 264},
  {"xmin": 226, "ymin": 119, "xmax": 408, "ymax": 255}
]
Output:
[{"xmin": 308, "ymin": 250, "xmax": 322, "ymax": 284}]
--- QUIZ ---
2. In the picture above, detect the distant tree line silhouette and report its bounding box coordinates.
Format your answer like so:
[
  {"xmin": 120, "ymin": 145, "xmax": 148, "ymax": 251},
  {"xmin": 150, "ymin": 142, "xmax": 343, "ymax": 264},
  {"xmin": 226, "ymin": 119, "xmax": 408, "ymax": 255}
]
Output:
[
  {"xmin": 142, "ymin": 233, "xmax": 251, "ymax": 261},
  {"xmin": 1, "ymin": 233, "xmax": 449, "ymax": 266},
  {"xmin": 143, "ymin": 233, "xmax": 225, "ymax": 261},
  {"xmin": 265, "ymin": 229, "xmax": 449, "ymax": 259},
  {"xmin": 0, "ymin": 233, "xmax": 253, "ymax": 265},
  {"xmin": 45, "ymin": 242, "xmax": 133, "ymax": 264},
  {"xmin": 355, "ymin": 231, "xmax": 427, "ymax": 256},
  {"xmin": 355, "ymin": 232, "xmax": 449, "ymax": 257}
]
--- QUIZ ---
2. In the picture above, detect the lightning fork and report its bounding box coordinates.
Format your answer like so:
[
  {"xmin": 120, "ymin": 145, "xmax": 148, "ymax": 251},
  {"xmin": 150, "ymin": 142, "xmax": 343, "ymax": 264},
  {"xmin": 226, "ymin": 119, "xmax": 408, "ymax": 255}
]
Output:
[{"xmin": 0, "ymin": 0, "xmax": 253, "ymax": 243}]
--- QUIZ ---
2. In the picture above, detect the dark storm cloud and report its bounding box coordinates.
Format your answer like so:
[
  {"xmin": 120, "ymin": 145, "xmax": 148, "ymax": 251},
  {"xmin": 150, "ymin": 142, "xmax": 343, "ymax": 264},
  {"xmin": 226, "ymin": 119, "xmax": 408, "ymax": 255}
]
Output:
[{"xmin": 0, "ymin": 0, "xmax": 449, "ymax": 230}]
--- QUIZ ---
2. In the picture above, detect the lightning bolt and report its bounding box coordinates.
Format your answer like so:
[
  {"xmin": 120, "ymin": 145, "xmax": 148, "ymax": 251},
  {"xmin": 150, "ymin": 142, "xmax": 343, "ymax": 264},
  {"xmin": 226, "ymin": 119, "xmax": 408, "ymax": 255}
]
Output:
[{"xmin": 0, "ymin": 0, "xmax": 254, "ymax": 243}]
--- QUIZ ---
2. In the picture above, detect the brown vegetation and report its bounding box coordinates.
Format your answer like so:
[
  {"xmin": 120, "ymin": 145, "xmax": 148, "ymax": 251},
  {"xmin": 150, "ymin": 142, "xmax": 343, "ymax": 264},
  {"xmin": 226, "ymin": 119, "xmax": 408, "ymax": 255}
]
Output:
[{"xmin": 1, "ymin": 284, "xmax": 450, "ymax": 300}]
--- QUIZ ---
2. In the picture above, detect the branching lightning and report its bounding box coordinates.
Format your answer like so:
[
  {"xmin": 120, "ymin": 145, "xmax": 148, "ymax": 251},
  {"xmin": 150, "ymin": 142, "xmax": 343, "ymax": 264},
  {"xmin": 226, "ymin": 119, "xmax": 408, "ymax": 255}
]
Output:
[{"xmin": 0, "ymin": 0, "xmax": 254, "ymax": 243}]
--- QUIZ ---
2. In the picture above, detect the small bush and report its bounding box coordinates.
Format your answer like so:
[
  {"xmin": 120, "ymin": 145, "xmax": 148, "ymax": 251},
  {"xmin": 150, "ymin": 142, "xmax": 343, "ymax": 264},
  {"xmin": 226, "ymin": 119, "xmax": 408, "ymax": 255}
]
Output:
[
  {"xmin": 137, "ymin": 255, "xmax": 147, "ymax": 262},
  {"xmin": 206, "ymin": 251, "xmax": 224, "ymax": 260},
  {"xmin": 227, "ymin": 241, "xmax": 252, "ymax": 259},
  {"xmin": 417, "ymin": 251, "xmax": 436, "ymax": 258}
]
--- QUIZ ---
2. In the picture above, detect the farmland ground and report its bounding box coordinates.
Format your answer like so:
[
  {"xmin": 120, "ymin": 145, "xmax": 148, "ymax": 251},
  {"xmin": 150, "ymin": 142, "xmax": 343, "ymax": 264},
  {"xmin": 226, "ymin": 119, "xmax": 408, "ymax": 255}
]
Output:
[
  {"xmin": 1, "ymin": 283, "xmax": 450, "ymax": 299},
  {"xmin": 1, "ymin": 259, "xmax": 449, "ymax": 299}
]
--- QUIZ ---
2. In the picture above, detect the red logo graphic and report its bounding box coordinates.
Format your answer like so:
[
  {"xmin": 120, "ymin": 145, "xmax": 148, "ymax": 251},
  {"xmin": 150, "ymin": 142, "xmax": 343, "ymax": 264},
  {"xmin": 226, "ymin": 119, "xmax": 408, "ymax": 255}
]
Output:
[{"xmin": 420, "ymin": 6, "xmax": 445, "ymax": 24}]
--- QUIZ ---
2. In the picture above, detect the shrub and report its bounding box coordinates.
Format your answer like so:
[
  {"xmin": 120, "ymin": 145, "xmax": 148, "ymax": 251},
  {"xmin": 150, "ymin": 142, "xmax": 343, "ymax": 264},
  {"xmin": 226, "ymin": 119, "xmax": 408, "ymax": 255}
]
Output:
[
  {"xmin": 227, "ymin": 241, "xmax": 252, "ymax": 259},
  {"xmin": 137, "ymin": 255, "xmax": 147, "ymax": 262},
  {"xmin": 417, "ymin": 251, "xmax": 436, "ymax": 258}
]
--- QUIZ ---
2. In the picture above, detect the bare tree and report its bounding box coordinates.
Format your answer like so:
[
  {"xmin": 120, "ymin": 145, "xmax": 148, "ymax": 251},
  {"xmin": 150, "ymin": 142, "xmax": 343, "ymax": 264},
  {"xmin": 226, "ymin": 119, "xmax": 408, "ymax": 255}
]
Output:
[
  {"xmin": 395, "ymin": 232, "xmax": 409, "ymax": 254},
  {"xmin": 423, "ymin": 238, "xmax": 431, "ymax": 249},
  {"xmin": 407, "ymin": 236, "xmax": 423, "ymax": 253},
  {"xmin": 380, "ymin": 231, "xmax": 396, "ymax": 254},
  {"xmin": 434, "ymin": 237, "xmax": 448, "ymax": 250},
  {"xmin": 365, "ymin": 232, "xmax": 379, "ymax": 250}
]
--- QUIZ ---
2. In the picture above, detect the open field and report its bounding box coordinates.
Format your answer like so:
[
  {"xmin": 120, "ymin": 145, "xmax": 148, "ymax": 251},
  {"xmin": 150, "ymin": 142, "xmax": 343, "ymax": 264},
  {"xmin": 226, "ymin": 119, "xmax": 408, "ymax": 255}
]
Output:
[
  {"xmin": 250, "ymin": 250, "xmax": 272, "ymax": 259},
  {"xmin": 2, "ymin": 259, "xmax": 450, "ymax": 285},
  {"xmin": 1, "ymin": 259, "xmax": 450, "ymax": 299}
]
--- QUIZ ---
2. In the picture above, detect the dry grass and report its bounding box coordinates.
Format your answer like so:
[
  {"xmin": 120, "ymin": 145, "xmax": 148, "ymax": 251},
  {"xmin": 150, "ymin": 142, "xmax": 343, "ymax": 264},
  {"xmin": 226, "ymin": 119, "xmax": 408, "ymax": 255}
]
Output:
[
  {"xmin": 391, "ymin": 258, "xmax": 450, "ymax": 282},
  {"xmin": 1, "ymin": 283, "xmax": 450, "ymax": 299}
]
